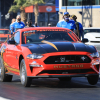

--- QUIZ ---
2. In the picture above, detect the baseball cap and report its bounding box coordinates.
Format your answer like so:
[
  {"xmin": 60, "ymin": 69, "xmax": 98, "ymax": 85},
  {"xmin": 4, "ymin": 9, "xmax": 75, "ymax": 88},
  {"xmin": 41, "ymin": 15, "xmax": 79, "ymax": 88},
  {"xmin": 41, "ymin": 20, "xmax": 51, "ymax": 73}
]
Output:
[
  {"xmin": 48, "ymin": 23, "xmax": 51, "ymax": 26},
  {"xmin": 71, "ymin": 15, "xmax": 77, "ymax": 18},
  {"xmin": 64, "ymin": 12, "xmax": 69, "ymax": 16}
]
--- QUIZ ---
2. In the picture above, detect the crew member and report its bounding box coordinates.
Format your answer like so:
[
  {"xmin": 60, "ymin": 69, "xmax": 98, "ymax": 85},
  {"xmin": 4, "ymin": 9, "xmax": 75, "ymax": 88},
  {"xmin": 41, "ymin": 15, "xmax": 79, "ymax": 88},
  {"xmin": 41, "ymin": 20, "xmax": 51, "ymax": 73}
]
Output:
[
  {"xmin": 10, "ymin": 15, "xmax": 25, "ymax": 34},
  {"xmin": 71, "ymin": 15, "xmax": 84, "ymax": 39},
  {"xmin": 56, "ymin": 12, "xmax": 76, "ymax": 31}
]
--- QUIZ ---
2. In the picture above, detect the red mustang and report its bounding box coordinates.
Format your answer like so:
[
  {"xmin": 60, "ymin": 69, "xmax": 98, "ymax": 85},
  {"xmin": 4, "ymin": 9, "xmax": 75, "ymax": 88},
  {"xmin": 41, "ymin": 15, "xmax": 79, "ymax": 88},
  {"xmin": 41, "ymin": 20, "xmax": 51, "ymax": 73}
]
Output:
[{"xmin": 0, "ymin": 27, "xmax": 100, "ymax": 87}]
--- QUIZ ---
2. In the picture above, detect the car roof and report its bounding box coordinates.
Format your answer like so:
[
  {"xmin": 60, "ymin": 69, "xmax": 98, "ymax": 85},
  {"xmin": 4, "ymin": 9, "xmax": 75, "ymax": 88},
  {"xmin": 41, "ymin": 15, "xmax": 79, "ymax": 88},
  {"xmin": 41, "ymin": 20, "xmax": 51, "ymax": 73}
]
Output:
[{"xmin": 17, "ymin": 27, "xmax": 71, "ymax": 32}]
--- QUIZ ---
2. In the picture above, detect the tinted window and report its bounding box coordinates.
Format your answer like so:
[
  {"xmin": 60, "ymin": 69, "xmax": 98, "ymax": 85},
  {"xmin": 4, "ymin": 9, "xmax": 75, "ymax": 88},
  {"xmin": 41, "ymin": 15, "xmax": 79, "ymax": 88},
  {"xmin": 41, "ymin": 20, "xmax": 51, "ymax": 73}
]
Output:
[
  {"xmin": 62, "ymin": 0, "xmax": 100, "ymax": 6},
  {"xmin": 0, "ymin": 30, "xmax": 10, "ymax": 34},
  {"xmin": 14, "ymin": 31, "xmax": 20, "ymax": 44},
  {"xmin": 23, "ymin": 30, "xmax": 74, "ymax": 44},
  {"xmin": 84, "ymin": 29, "xmax": 100, "ymax": 34}
]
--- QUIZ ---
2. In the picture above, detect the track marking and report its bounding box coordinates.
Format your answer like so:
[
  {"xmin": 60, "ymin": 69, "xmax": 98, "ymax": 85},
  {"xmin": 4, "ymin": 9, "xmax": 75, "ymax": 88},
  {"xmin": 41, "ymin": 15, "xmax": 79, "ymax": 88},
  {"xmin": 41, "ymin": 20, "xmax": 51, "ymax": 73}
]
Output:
[{"xmin": 0, "ymin": 97, "xmax": 11, "ymax": 100}]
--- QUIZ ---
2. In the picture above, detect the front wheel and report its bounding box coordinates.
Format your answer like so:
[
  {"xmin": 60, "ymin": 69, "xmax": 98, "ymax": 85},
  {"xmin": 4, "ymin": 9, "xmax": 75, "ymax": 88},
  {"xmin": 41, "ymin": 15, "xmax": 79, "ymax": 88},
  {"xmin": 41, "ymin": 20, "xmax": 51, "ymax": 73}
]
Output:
[
  {"xmin": 20, "ymin": 59, "xmax": 32, "ymax": 87},
  {"xmin": 87, "ymin": 75, "xmax": 99, "ymax": 85},
  {"xmin": 0, "ymin": 55, "xmax": 13, "ymax": 82}
]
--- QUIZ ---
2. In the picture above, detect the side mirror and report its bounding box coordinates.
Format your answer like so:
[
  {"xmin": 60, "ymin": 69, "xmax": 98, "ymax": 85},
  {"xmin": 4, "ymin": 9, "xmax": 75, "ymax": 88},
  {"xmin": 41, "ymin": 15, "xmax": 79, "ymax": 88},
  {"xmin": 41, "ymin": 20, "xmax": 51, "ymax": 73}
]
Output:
[
  {"xmin": 8, "ymin": 40, "xmax": 15, "ymax": 44},
  {"xmin": 82, "ymin": 38, "xmax": 89, "ymax": 43}
]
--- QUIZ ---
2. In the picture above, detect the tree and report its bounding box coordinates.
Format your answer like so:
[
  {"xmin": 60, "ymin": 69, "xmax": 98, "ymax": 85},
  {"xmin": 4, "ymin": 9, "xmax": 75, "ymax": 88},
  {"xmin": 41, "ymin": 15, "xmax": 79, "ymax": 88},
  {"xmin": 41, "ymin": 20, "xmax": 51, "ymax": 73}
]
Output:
[{"xmin": 9, "ymin": 0, "xmax": 44, "ymax": 24}]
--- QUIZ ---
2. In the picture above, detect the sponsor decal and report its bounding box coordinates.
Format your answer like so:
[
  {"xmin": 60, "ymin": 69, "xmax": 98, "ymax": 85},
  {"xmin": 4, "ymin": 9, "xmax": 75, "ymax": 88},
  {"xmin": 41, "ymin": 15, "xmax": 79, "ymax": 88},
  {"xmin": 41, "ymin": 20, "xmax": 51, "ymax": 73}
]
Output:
[
  {"xmin": 1, "ymin": 45, "xmax": 6, "ymax": 57},
  {"xmin": 70, "ymin": 23, "xmax": 73, "ymax": 26},
  {"xmin": 3, "ymin": 61, "xmax": 19, "ymax": 73},
  {"xmin": 36, "ymin": 29, "xmax": 67, "ymax": 32},
  {"xmin": 24, "ymin": 30, "xmax": 35, "ymax": 36},
  {"xmin": 54, "ymin": 65, "xmax": 84, "ymax": 68},
  {"xmin": 21, "ymin": 24, "xmax": 23, "ymax": 26},
  {"xmin": 46, "ymin": 6, "xmax": 52, "ymax": 12}
]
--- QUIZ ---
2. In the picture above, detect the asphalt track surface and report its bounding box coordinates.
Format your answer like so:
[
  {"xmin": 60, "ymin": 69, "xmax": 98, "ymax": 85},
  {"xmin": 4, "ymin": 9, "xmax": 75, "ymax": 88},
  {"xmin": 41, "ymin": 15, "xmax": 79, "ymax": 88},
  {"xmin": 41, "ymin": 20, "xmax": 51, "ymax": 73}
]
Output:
[
  {"xmin": 0, "ymin": 46, "xmax": 100, "ymax": 100},
  {"xmin": 0, "ymin": 76, "xmax": 100, "ymax": 100}
]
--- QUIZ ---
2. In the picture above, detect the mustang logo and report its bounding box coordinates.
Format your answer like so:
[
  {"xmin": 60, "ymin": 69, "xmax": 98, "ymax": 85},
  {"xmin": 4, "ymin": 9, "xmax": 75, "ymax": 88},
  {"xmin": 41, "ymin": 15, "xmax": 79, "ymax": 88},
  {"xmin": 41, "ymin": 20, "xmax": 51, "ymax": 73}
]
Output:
[
  {"xmin": 81, "ymin": 56, "xmax": 85, "ymax": 61},
  {"xmin": 60, "ymin": 56, "xmax": 65, "ymax": 62}
]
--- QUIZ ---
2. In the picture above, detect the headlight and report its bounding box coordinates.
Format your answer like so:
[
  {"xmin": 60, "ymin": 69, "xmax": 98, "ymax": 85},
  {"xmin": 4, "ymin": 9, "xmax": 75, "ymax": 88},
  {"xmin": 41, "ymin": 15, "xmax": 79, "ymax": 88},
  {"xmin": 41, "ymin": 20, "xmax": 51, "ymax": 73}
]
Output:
[
  {"xmin": 90, "ymin": 52, "xmax": 99, "ymax": 58},
  {"xmin": 27, "ymin": 53, "xmax": 43, "ymax": 59}
]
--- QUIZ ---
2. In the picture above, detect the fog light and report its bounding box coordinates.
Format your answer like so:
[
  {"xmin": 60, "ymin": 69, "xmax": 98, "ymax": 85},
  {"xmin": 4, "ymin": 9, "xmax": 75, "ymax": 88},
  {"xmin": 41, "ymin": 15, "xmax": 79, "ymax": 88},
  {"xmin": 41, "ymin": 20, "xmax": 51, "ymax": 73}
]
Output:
[
  {"xmin": 29, "ymin": 64, "xmax": 43, "ymax": 67},
  {"xmin": 29, "ymin": 61, "xmax": 43, "ymax": 67},
  {"xmin": 92, "ymin": 62, "xmax": 99, "ymax": 65}
]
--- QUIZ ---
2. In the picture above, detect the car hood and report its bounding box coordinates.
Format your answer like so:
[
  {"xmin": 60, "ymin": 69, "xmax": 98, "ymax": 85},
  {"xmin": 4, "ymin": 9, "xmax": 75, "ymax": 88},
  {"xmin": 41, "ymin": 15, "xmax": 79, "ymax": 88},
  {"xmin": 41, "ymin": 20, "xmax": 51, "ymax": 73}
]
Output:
[
  {"xmin": 84, "ymin": 32, "xmax": 100, "ymax": 40},
  {"xmin": 21, "ymin": 41, "xmax": 96, "ymax": 54}
]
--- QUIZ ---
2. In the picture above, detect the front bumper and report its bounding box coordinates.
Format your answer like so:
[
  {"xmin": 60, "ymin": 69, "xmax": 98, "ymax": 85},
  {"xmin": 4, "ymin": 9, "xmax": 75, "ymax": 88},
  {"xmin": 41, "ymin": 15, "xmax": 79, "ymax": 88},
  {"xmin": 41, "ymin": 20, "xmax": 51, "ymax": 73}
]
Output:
[{"xmin": 25, "ymin": 52, "xmax": 100, "ymax": 77}]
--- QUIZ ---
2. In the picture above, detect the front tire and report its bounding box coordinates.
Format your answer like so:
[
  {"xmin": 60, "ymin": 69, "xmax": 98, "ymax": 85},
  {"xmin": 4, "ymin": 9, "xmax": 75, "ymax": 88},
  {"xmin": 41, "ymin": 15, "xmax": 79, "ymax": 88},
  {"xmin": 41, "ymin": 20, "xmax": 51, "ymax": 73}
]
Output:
[
  {"xmin": 0, "ymin": 55, "xmax": 13, "ymax": 82},
  {"xmin": 87, "ymin": 75, "xmax": 99, "ymax": 85},
  {"xmin": 20, "ymin": 59, "xmax": 32, "ymax": 87}
]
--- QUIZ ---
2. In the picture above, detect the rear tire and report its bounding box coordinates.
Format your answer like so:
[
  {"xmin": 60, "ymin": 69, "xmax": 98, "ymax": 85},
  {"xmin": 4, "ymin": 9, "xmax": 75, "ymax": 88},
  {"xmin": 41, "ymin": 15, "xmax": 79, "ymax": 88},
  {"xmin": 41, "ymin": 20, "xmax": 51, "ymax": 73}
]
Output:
[
  {"xmin": 0, "ymin": 55, "xmax": 13, "ymax": 82},
  {"xmin": 87, "ymin": 75, "xmax": 99, "ymax": 85},
  {"xmin": 59, "ymin": 77, "xmax": 72, "ymax": 81},
  {"xmin": 20, "ymin": 59, "xmax": 32, "ymax": 87}
]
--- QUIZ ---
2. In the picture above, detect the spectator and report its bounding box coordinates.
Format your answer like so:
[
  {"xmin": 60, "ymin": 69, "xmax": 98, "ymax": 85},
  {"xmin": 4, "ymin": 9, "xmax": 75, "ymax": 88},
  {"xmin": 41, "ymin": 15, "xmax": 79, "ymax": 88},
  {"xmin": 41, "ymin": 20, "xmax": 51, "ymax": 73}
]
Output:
[
  {"xmin": 88, "ymin": 24, "xmax": 92, "ymax": 27},
  {"xmin": 48, "ymin": 23, "xmax": 51, "ymax": 27},
  {"xmin": 71, "ymin": 15, "xmax": 84, "ymax": 39},
  {"xmin": 56, "ymin": 12, "xmax": 76, "ymax": 31},
  {"xmin": 33, "ymin": 22, "xmax": 39, "ymax": 27},
  {"xmin": 10, "ymin": 18, "xmax": 16, "ymax": 35},
  {"xmin": 25, "ymin": 19, "xmax": 34, "ymax": 27},
  {"xmin": 10, "ymin": 15, "xmax": 25, "ymax": 34}
]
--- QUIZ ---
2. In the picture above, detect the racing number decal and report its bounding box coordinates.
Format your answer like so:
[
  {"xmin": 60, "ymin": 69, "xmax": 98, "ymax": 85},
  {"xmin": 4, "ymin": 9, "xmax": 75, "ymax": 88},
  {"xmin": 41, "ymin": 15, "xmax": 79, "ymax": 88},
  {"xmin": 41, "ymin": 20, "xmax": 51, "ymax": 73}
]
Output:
[
  {"xmin": 0, "ymin": 45, "xmax": 8, "ymax": 73},
  {"xmin": 0, "ymin": 45, "xmax": 6, "ymax": 57}
]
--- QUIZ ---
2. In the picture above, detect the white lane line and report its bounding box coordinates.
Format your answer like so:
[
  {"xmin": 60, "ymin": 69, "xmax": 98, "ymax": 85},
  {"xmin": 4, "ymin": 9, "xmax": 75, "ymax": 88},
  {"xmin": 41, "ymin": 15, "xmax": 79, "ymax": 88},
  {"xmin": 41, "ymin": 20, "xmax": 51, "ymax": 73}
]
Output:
[
  {"xmin": 0, "ymin": 97, "xmax": 11, "ymax": 100},
  {"xmin": 0, "ymin": 68, "xmax": 1, "ymax": 74}
]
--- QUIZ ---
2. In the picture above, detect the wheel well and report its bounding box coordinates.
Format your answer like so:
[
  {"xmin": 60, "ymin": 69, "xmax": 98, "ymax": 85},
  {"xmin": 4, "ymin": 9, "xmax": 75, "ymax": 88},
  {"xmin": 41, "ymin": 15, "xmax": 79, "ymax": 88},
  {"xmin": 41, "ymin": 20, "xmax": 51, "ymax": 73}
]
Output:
[{"xmin": 19, "ymin": 55, "xmax": 24, "ymax": 69}]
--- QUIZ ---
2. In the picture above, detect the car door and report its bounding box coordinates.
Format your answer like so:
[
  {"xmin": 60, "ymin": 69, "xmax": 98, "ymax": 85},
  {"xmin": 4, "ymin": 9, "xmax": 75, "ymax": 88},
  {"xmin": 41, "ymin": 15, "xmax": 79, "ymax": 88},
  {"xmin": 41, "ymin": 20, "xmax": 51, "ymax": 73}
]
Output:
[{"xmin": 5, "ymin": 31, "xmax": 20, "ymax": 70}]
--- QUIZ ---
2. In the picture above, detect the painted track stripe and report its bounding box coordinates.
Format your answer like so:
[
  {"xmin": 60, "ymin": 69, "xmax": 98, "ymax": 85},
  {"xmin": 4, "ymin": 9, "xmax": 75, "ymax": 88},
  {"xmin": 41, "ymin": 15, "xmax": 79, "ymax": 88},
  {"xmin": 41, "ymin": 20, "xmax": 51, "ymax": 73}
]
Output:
[{"xmin": 0, "ymin": 97, "xmax": 11, "ymax": 100}]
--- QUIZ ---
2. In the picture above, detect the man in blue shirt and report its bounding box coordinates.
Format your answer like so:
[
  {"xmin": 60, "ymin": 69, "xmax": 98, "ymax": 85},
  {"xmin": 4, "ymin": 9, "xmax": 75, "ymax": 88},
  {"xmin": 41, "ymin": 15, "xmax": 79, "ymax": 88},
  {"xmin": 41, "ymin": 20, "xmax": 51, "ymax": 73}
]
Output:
[
  {"xmin": 71, "ymin": 15, "xmax": 84, "ymax": 39},
  {"xmin": 10, "ymin": 15, "xmax": 25, "ymax": 34},
  {"xmin": 56, "ymin": 12, "xmax": 76, "ymax": 31}
]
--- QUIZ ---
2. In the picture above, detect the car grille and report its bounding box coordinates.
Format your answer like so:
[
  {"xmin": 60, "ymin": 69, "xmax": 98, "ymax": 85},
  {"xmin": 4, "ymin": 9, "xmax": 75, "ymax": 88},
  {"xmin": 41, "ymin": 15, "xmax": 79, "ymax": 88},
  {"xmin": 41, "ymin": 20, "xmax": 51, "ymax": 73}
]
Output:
[
  {"xmin": 44, "ymin": 55, "xmax": 91, "ymax": 64},
  {"xmin": 39, "ymin": 69, "xmax": 94, "ymax": 74}
]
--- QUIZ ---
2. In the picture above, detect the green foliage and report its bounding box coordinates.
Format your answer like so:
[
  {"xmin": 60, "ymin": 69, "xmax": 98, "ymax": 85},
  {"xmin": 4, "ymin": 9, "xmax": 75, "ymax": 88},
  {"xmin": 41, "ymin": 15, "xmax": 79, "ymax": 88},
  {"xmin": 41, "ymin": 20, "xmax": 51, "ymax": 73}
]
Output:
[{"xmin": 9, "ymin": 0, "xmax": 44, "ymax": 13}]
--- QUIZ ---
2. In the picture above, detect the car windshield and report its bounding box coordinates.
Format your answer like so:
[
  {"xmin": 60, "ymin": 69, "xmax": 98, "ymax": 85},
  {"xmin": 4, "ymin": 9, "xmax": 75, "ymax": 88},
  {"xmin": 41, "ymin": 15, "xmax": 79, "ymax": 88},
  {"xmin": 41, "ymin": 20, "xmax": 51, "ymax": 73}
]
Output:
[
  {"xmin": 84, "ymin": 29, "xmax": 100, "ymax": 34},
  {"xmin": 0, "ymin": 30, "xmax": 10, "ymax": 34},
  {"xmin": 22, "ymin": 30, "xmax": 75, "ymax": 44}
]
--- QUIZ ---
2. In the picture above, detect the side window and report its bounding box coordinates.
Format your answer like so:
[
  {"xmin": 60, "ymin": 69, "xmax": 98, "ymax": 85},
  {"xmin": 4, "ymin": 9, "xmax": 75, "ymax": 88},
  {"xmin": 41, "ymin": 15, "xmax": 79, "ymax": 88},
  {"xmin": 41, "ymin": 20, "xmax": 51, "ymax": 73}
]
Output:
[{"xmin": 14, "ymin": 31, "xmax": 20, "ymax": 44}]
